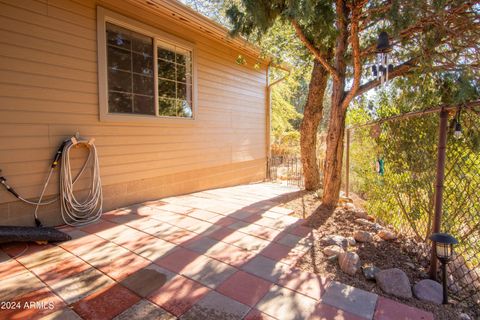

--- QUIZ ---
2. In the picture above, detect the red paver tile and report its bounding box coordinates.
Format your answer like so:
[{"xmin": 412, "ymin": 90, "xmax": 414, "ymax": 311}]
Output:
[
  {"xmin": 0, "ymin": 287, "xmax": 66, "ymax": 320},
  {"xmin": 208, "ymin": 215, "xmax": 238, "ymax": 226},
  {"xmin": 72, "ymin": 284, "xmax": 140, "ymax": 320},
  {"xmin": 0, "ymin": 252, "xmax": 27, "ymax": 279},
  {"xmin": 277, "ymin": 269, "xmax": 331, "ymax": 300},
  {"xmin": 312, "ymin": 303, "xmax": 365, "ymax": 320},
  {"xmin": 374, "ymin": 297, "xmax": 434, "ymax": 320},
  {"xmin": 2, "ymin": 242, "xmax": 52, "ymax": 259},
  {"xmin": 217, "ymin": 271, "xmax": 273, "ymax": 307},
  {"xmin": 288, "ymin": 225, "xmax": 313, "ymax": 237},
  {"xmin": 154, "ymin": 247, "xmax": 201, "ymax": 273},
  {"xmin": 244, "ymin": 308, "xmax": 278, "ymax": 320},
  {"xmin": 207, "ymin": 227, "xmax": 234, "ymax": 241},
  {"xmin": 80, "ymin": 220, "xmax": 118, "ymax": 234},
  {"xmin": 148, "ymin": 274, "xmax": 210, "ymax": 317},
  {"xmin": 260, "ymin": 242, "xmax": 305, "ymax": 266}
]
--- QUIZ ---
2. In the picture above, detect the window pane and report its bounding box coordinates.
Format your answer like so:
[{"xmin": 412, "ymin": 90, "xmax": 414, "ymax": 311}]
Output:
[
  {"xmin": 175, "ymin": 52, "xmax": 186, "ymax": 65},
  {"xmin": 158, "ymin": 98, "xmax": 176, "ymax": 116},
  {"xmin": 133, "ymin": 74, "xmax": 153, "ymax": 96},
  {"xmin": 109, "ymin": 92, "xmax": 132, "ymax": 113},
  {"xmin": 176, "ymin": 64, "xmax": 186, "ymax": 82},
  {"xmin": 132, "ymin": 52, "xmax": 153, "ymax": 76},
  {"xmin": 106, "ymin": 23, "xmax": 131, "ymax": 50},
  {"xmin": 176, "ymin": 99, "xmax": 193, "ymax": 118},
  {"xmin": 158, "ymin": 47, "xmax": 175, "ymax": 62},
  {"xmin": 106, "ymin": 23, "xmax": 155, "ymax": 116},
  {"xmin": 177, "ymin": 82, "xmax": 186, "ymax": 100},
  {"xmin": 158, "ymin": 79, "xmax": 176, "ymax": 98},
  {"xmin": 158, "ymin": 59, "xmax": 176, "ymax": 80},
  {"xmin": 108, "ymin": 46, "xmax": 131, "ymax": 71},
  {"xmin": 134, "ymin": 95, "xmax": 154, "ymax": 115},
  {"xmin": 132, "ymin": 34, "xmax": 153, "ymax": 53},
  {"xmin": 108, "ymin": 69, "xmax": 132, "ymax": 92}
]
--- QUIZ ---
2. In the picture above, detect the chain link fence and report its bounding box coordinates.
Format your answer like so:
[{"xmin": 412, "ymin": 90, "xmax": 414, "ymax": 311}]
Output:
[{"xmin": 347, "ymin": 105, "xmax": 480, "ymax": 310}]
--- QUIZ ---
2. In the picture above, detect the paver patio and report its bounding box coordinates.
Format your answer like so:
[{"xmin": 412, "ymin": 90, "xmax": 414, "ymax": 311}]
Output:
[{"xmin": 0, "ymin": 183, "xmax": 434, "ymax": 320}]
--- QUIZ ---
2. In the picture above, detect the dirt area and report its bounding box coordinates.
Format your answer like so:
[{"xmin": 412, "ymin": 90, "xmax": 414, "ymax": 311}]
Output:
[{"xmin": 275, "ymin": 190, "xmax": 476, "ymax": 320}]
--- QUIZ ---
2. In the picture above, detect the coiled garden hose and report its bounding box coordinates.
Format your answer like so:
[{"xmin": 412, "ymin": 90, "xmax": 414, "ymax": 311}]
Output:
[
  {"xmin": 59, "ymin": 137, "xmax": 103, "ymax": 226},
  {"xmin": 0, "ymin": 135, "xmax": 103, "ymax": 227}
]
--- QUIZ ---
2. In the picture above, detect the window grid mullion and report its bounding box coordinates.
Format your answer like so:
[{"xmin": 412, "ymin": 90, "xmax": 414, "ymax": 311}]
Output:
[
  {"xmin": 175, "ymin": 49, "xmax": 178, "ymax": 116},
  {"xmin": 130, "ymin": 39, "xmax": 134, "ymax": 113},
  {"xmin": 154, "ymin": 38, "xmax": 159, "ymax": 117}
]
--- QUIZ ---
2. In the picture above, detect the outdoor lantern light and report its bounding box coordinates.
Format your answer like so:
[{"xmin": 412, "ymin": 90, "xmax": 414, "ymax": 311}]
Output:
[
  {"xmin": 373, "ymin": 31, "xmax": 393, "ymax": 86},
  {"xmin": 453, "ymin": 110, "xmax": 462, "ymax": 139},
  {"xmin": 429, "ymin": 232, "xmax": 459, "ymax": 304}
]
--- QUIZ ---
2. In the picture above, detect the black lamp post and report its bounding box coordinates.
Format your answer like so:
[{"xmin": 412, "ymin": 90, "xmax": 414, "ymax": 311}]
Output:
[{"xmin": 429, "ymin": 232, "xmax": 458, "ymax": 304}]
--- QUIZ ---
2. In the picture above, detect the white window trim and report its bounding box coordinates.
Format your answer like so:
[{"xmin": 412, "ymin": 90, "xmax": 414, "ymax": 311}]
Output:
[{"xmin": 97, "ymin": 6, "xmax": 198, "ymax": 123}]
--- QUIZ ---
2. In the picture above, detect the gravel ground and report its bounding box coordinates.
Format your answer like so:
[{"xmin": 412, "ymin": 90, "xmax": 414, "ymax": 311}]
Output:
[{"xmin": 275, "ymin": 190, "xmax": 477, "ymax": 320}]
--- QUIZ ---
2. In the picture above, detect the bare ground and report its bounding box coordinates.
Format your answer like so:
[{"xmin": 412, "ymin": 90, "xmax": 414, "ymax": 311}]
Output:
[{"xmin": 275, "ymin": 190, "xmax": 476, "ymax": 320}]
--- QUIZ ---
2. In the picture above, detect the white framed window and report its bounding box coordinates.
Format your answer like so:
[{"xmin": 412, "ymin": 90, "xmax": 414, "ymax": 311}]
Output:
[{"xmin": 97, "ymin": 7, "xmax": 197, "ymax": 122}]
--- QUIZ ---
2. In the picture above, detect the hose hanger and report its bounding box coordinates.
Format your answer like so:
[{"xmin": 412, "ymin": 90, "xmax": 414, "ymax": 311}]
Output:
[{"xmin": 0, "ymin": 134, "xmax": 103, "ymax": 227}]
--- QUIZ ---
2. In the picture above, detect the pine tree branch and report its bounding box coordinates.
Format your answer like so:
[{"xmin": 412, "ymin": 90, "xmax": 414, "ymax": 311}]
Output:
[
  {"xmin": 291, "ymin": 19, "xmax": 339, "ymax": 81},
  {"xmin": 341, "ymin": 0, "xmax": 364, "ymax": 110},
  {"xmin": 358, "ymin": 1, "xmax": 477, "ymax": 59}
]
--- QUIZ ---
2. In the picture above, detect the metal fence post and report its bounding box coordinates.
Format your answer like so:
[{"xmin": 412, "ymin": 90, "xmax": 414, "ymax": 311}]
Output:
[
  {"xmin": 346, "ymin": 128, "xmax": 351, "ymax": 198},
  {"xmin": 429, "ymin": 109, "xmax": 449, "ymax": 280}
]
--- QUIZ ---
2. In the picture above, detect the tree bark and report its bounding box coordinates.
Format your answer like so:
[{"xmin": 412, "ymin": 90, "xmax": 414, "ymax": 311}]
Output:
[
  {"xmin": 300, "ymin": 60, "xmax": 329, "ymax": 190},
  {"xmin": 321, "ymin": 0, "xmax": 349, "ymax": 208},
  {"xmin": 321, "ymin": 100, "xmax": 347, "ymax": 207}
]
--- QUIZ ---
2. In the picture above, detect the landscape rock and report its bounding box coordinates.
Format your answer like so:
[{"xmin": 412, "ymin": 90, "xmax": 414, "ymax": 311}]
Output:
[
  {"xmin": 323, "ymin": 245, "xmax": 344, "ymax": 258},
  {"xmin": 362, "ymin": 265, "xmax": 381, "ymax": 281},
  {"xmin": 354, "ymin": 210, "xmax": 369, "ymax": 219},
  {"xmin": 338, "ymin": 252, "xmax": 361, "ymax": 276},
  {"xmin": 353, "ymin": 230, "xmax": 373, "ymax": 243},
  {"xmin": 373, "ymin": 223, "xmax": 384, "ymax": 231},
  {"xmin": 355, "ymin": 218, "xmax": 375, "ymax": 227},
  {"xmin": 413, "ymin": 279, "xmax": 443, "ymax": 305},
  {"xmin": 346, "ymin": 236, "xmax": 356, "ymax": 246},
  {"xmin": 378, "ymin": 229, "xmax": 397, "ymax": 241},
  {"xmin": 375, "ymin": 268, "xmax": 412, "ymax": 299},
  {"xmin": 321, "ymin": 235, "xmax": 348, "ymax": 249},
  {"xmin": 344, "ymin": 202, "xmax": 355, "ymax": 210},
  {"xmin": 459, "ymin": 313, "xmax": 471, "ymax": 320}
]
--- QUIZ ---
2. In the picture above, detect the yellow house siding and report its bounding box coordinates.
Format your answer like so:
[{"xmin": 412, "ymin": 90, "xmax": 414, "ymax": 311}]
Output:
[{"xmin": 0, "ymin": 0, "xmax": 267, "ymax": 226}]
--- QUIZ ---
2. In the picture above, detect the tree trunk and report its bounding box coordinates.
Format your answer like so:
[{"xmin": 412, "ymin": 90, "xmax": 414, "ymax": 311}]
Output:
[
  {"xmin": 322, "ymin": 102, "xmax": 347, "ymax": 207},
  {"xmin": 300, "ymin": 60, "xmax": 329, "ymax": 190},
  {"xmin": 321, "ymin": 0, "xmax": 349, "ymax": 208},
  {"xmin": 322, "ymin": 79, "xmax": 348, "ymax": 207}
]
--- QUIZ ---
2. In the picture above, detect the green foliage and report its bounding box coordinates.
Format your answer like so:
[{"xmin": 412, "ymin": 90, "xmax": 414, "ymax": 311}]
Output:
[
  {"xmin": 271, "ymin": 82, "xmax": 302, "ymax": 155},
  {"xmin": 348, "ymin": 73, "xmax": 480, "ymax": 270},
  {"xmin": 226, "ymin": 0, "xmax": 336, "ymax": 52}
]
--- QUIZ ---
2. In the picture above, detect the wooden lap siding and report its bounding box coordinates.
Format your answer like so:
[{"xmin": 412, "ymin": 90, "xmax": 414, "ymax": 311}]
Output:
[{"xmin": 0, "ymin": 0, "xmax": 267, "ymax": 226}]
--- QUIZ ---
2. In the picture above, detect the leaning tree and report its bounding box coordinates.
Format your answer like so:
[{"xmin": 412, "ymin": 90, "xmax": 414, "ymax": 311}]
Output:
[{"xmin": 227, "ymin": 0, "xmax": 480, "ymax": 208}]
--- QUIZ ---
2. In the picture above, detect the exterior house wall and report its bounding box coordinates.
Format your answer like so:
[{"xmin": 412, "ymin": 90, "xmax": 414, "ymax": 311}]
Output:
[{"xmin": 0, "ymin": 0, "xmax": 267, "ymax": 226}]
